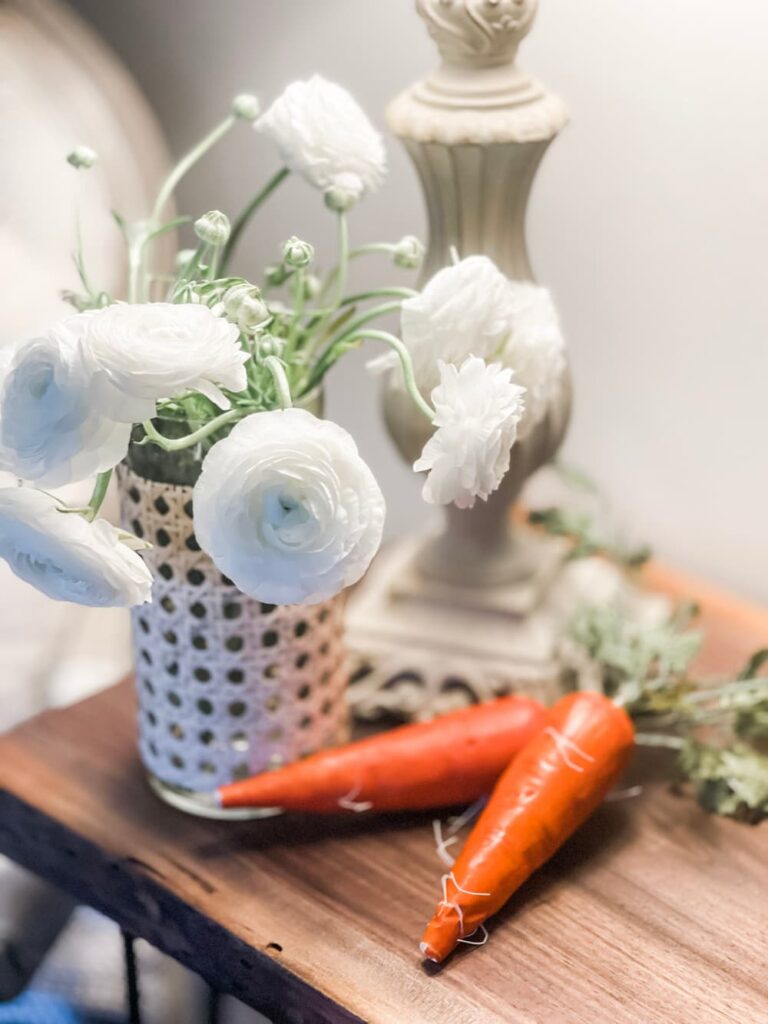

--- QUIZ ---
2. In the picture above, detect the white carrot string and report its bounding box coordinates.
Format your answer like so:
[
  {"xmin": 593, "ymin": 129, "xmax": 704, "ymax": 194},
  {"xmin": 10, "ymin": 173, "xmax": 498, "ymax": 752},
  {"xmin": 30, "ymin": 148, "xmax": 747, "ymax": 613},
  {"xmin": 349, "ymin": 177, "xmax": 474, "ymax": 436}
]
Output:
[
  {"xmin": 438, "ymin": 897, "xmax": 465, "ymax": 934},
  {"xmin": 432, "ymin": 819, "xmax": 459, "ymax": 867},
  {"xmin": 605, "ymin": 785, "xmax": 643, "ymax": 802},
  {"xmin": 436, "ymin": 874, "xmax": 492, "ymax": 940},
  {"xmin": 337, "ymin": 784, "xmax": 373, "ymax": 813},
  {"xmin": 446, "ymin": 796, "xmax": 487, "ymax": 836},
  {"xmin": 442, "ymin": 871, "xmax": 490, "ymax": 899},
  {"xmin": 433, "ymin": 797, "xmax": 488, "ymax": 866},
  {"xmin": 458, "ymin": 924, "xmax": 489, "ymax": 947},
  {"xmin": 544, "ymin": 726, "xmax": 596, "ymax": 773}
]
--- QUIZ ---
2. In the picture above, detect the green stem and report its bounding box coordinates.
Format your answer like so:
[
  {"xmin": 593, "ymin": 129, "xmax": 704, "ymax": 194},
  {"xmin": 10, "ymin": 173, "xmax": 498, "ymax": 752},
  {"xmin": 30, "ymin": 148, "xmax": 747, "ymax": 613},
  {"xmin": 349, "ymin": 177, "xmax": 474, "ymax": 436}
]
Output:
[
  {"xmin": 151, "ymin": 115, "xmax": 237, "ymax": 225},
  {"xmin": 220, "ymin": 166, "xmax": 290, "ymax": 272},
  {"xmin": 85, "ymin": 470, "xmax": 113, "ymax": 522},
  {"xmin": 306, "ymin": 328, "xmax": 434, "ymax": 421},
  {"xmin": 264, "ymin": 356, "xmax": 293, "ymax": 409},
  {"xmin": 332, "ymin": 301, "xmax": 403, "ymax": 344},
  {"xmin": 349, "ymin": 242, "xmax": 396, "ymax": 258},
  {"xmin": 169, "ymin": 242, "xmax": 209, "ymax": 300},
  {"xmin": 635, "ymin": 732, "xmax": 686, "ymax": 750},
  {"xmin": 359, "ymin": 330, "xmax": 433, "ymax": 420},
  {"xmin": 128, "ymin": 232, "xmax": 145, "ymax": 303},
  {"xmin": 686, "ymin": 678, "xmax": 768, "ymax": 704},
  {"xmin": 303, "ymin": 287, "xmax": 414, "ymax": 334},
  {"xmin": 333, "ymin": 211, "xmax": 349, "ymax": 311},
  {"xmin": 342, "ymin": 287, "xmax": 416, "ymax": 305},
  {"xmin": 141, "ymin": 410, "xmax": 242, "ymax": 452},
  {"xmin": 313, "ymin": 211, "xmax": 350, "ymax": 311},
  {"xmin": 285, "ymin": 268, "xmax": 306, "ymax": 357},
  {"xmin": 294, "ymin": 212, "xmax": 351, "ymax": 355},
  {"xmin": 319, "ymin": 242, "xmax": 402, "ymax": 301}
]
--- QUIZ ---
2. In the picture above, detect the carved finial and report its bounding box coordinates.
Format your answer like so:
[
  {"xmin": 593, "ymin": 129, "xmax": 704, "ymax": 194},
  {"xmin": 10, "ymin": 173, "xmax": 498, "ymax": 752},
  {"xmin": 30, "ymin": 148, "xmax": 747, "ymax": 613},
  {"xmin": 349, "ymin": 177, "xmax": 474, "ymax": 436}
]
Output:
[
  {"xmin": 388, "ymin": 0, "xmax": 566, "ymax": 145},
  {"xmin": 416, "ymin": 0, "xmax": 539, "ymax": 68}
]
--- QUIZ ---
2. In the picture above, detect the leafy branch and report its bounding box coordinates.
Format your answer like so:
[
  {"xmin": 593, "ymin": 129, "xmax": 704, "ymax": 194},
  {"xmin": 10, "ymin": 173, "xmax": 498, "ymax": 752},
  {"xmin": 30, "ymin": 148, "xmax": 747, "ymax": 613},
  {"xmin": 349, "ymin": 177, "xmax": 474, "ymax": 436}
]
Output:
[{"xmin": 564, "ymin": 604, "xmax": 768, "ymax": 823}]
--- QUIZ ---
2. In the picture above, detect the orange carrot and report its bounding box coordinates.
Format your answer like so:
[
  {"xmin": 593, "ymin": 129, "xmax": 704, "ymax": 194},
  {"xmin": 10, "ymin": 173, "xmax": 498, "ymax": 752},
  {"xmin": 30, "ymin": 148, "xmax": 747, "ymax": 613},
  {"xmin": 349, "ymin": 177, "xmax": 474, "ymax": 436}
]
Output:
[
  {"xmin": 218, "ymin": 695, "xmax": 548, "ymax": 814},
  {"xmin": 420, "ymin": 691, "xmax": 635, "ymax": 962}
]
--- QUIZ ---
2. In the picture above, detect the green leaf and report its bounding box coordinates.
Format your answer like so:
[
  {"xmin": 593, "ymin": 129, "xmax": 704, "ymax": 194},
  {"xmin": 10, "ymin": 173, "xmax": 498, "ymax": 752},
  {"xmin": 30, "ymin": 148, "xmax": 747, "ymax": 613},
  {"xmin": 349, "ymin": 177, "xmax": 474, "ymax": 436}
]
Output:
[
  {"xmin": 679, "ymin": 739, "xmax": 768, "ymax": 823},
  {"xmin": 144, "ymin": 215, "xmax": 192, "ymax": 245},
  {"xmin": 111, "ymin": 210, "xmax": 129, "ymax": 240},
  {"xmin": 738, "ymin": 648, "xmax": 768, "ymax": 681}
]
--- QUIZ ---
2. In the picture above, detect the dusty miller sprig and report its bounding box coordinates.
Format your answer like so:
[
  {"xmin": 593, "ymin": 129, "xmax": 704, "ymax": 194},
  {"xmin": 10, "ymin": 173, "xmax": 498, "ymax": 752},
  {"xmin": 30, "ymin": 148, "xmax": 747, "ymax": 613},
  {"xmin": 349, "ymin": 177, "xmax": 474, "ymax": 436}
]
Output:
[{"xmin": 566, "ymin": 604, "xmax": 768, "ymax": 823}]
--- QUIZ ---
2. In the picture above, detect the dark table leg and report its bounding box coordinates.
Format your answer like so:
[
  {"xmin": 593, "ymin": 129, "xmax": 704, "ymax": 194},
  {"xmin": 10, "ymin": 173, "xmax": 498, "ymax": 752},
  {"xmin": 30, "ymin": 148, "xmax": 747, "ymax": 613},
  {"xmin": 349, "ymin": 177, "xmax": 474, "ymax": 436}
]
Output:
[
  {"xmin": 122, "ymin": 930, "xmax": 142, "ymax": 1024},
  {"xmin": 207, "ymin": 985, "xmax": 222, "ymax": 1024}
]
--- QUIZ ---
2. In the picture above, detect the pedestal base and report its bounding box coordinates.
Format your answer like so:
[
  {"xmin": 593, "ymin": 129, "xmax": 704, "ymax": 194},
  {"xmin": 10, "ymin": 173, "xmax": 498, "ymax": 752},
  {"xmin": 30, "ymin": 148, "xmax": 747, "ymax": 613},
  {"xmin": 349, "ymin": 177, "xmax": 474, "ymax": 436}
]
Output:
[{"xmin": 346, "ymin": 534, "xmax": 671, "ymax": 722}]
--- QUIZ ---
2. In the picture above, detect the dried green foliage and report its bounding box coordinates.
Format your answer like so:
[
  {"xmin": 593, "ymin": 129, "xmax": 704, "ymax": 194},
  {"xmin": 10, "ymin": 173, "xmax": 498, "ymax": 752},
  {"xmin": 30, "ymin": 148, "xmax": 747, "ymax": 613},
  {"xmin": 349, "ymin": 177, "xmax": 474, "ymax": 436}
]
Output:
[
  {"xmin": 680, "ymin": 740, "xmax": 768, "ymax": 824},
  {"xmin": 566, "ymin": 604, "xmax": 768, "ymax": 823},
  {"xmin": 567, "ymin": 603, "xmax": 701, "ymax": 711}
]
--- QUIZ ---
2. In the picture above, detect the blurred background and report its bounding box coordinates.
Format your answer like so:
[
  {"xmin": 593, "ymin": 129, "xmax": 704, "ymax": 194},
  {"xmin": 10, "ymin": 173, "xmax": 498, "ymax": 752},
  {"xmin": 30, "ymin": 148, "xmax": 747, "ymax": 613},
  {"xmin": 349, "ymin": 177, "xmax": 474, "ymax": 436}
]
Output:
[{"xmin": 0, "ymin": 0, "xmax": 766, "ymax": 1019}]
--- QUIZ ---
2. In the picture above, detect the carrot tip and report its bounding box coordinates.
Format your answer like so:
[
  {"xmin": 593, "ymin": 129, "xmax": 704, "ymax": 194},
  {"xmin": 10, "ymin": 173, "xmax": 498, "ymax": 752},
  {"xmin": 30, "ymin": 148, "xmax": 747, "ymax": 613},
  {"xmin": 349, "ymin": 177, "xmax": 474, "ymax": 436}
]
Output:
[{"xmin": 419, "ymin": 941, "xmax": 439, "ymax": 963}]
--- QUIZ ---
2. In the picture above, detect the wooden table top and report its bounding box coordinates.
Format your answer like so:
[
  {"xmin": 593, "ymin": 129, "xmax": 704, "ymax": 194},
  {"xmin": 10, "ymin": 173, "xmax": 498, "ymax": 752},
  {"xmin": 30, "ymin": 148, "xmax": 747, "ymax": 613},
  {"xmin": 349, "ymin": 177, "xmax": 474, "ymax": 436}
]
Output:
[{"xmin": 0, "ymin": 563, "xmax": 767, "ymax": 1024}]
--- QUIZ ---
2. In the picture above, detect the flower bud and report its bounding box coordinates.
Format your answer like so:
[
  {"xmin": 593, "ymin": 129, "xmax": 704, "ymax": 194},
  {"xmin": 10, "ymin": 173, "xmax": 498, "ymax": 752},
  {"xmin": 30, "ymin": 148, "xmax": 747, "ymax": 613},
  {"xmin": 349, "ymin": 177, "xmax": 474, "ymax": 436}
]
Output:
[
  {"xmin": 324, "ymin": 184, "xmax": 361, "ymax": 212},
  {"xmin": 282, "ymin": 236, "xmax": 314, "ymax": 269},
  {"xmin": 303, "ymin": 274, "xmax": 322, "ymax": 300},
  {"xmin": 393, "ymin": 235, "xmax": 425, "ymax": 270},
  {"xmin": 264, "ymin": 263, "xmax": 290, "ymax": 287},
  {"xmin": 175, "ymin": 248, "xmax": 197, "ymax": 273},
  {"xmin": 232, "ymin": 93, "xmax": 260, "ymax": 121},
  {"xmin": 66, "ymin": 145, "xmax": 98, "ymax": 170},
  {"xmin": 194, "ymin": 210, "xmax": 231, "ymax": 247},
  {"xmin": 223, "ymin": 283, "xmax": 270, "ymax": 334},
  {"xmin": 257, "ymin": 333, "xmax": 285, "ymax": 358}
]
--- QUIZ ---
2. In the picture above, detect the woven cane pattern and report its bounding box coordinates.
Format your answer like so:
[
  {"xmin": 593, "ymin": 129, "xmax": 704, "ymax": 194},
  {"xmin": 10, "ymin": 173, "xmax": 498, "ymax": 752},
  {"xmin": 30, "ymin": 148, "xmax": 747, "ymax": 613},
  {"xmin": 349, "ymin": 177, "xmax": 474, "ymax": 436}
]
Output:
[{"xmin": 117, "ymin": 464, "xmax": 349, "ymax": 793}]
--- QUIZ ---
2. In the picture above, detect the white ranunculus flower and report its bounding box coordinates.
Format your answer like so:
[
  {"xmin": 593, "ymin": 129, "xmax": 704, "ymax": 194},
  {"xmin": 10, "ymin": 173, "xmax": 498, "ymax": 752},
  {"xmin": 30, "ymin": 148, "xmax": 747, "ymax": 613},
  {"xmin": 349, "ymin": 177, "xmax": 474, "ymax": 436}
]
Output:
[
  {"xmin": 256, "ymin": 76, "xmax": 386, "ymax": 205},
  {"xmin": 500, "ymin": 282, "xmax": 566, "ymax": 438},
  {"xmin": 0, "ymin": 487, "xmax": 152, "ymax": 606},
  {"xmin": 371, "ymin": 256, "xmax": 566, "ymax": 436},
  {"xmin": 80, "ymin": 303, "xmax": 248, "ymax": 421},
  {"xmin": 414, "ymin": 356, "xmax": 526, "ymax": 510},
  {"xmin": 371, "ymin": 256, "xmax": 519, "ymax": 389},
  {"xmin": 0, "ymin": 325, "xmax": 130, "ymax": 487},
  {"xmin": 193, "ymin": 408, "xmax": 385, "ymax": 605}
]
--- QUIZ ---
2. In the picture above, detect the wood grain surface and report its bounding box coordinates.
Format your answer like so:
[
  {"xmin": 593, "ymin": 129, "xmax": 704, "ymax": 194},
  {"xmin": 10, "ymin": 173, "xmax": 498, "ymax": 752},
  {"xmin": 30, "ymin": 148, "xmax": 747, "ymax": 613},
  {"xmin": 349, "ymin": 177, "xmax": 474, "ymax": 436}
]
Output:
[{"xmin": 0, "ymin": 565, "xmax": 767, "ymax": 1024}]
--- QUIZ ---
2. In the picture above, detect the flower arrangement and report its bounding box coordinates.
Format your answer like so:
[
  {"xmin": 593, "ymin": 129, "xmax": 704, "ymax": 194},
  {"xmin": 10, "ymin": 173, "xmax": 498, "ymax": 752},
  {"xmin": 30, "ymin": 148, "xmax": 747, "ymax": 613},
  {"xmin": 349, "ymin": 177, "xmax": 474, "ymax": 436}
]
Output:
[{"xmin": 0, "ymin": 76, "xmax": 567, "ymax": 610}]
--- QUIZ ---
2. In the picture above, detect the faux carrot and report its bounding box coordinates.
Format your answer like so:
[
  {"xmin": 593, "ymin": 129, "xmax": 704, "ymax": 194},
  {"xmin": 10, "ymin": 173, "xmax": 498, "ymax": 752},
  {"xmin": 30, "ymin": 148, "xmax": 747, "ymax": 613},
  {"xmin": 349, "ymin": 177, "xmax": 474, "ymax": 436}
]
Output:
[
  {"xmin": 218, "ymin": 695, "xmax": 548, "ymax": 813},
  {"xmin": 420, "ymin": 691, "xmax": 635, "ymax": 962}
]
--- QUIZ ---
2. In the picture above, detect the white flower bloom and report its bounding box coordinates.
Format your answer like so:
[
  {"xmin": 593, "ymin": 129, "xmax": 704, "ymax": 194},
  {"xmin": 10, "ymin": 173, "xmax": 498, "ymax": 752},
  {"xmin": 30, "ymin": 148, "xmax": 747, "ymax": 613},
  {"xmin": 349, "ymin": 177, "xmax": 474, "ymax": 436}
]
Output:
[
  {"xmin": 414, "ymin": 356, "xmax": 526, "ymax": 510},
  {"xmin": 373, "ymin": 256, "xmax": 518, "ymax": 389},
  {"xmin": 500, "ymin": 282, "xmax": 566, "ymax": 437},
  {"xmin": 81, "ymin": 303, "xmax": 248, "ymax": 421},
  {"xmin": 0, "ymin": 325, "xmax": 130, "ymax": 487},
  {"xmin": 371, "ymin": 256, "xmax": 566, "ymax": 436},
  {"xmin": 257, "ymin": 76, "xmax": 386, "ymax": 205},
  {"xmin": 0, "ymin": 487, "xmax": 152, "ymax": 606},
  {"xmin": 193, "ymin": 408, "xmax": 385, "ymax": 605}
]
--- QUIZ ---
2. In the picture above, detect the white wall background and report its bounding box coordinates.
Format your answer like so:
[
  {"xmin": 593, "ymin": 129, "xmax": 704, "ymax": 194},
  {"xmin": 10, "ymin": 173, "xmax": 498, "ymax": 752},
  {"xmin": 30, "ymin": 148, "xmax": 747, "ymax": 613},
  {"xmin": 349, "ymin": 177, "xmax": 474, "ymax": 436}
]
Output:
[{"xmin": 67, "ymin": 0, "xmax": 768, "ymax": 603}]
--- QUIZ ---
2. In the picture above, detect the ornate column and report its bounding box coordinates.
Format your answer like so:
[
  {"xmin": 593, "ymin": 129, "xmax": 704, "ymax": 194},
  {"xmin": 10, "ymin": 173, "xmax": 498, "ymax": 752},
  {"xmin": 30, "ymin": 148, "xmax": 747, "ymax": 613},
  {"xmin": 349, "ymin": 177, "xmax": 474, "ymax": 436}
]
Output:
[
  {"xmin": 385, "ymin": 0, "xmax": 570, "ymax": 588},
  {"xmin": 388, "ymin": 0, "xmax": 568, "ymax": 282},
  {"xmin": 347, "ymin": 0, "xmax": 576, "ymax": 720}
]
